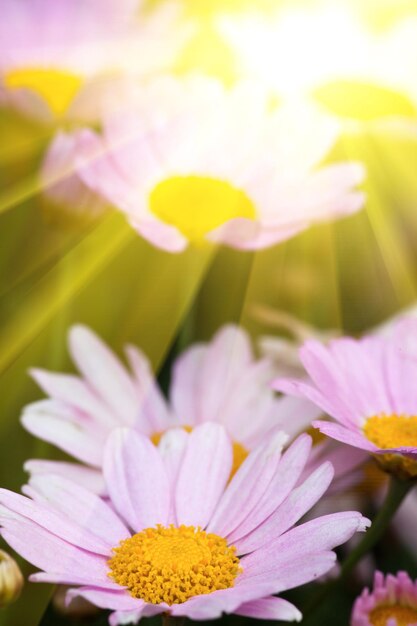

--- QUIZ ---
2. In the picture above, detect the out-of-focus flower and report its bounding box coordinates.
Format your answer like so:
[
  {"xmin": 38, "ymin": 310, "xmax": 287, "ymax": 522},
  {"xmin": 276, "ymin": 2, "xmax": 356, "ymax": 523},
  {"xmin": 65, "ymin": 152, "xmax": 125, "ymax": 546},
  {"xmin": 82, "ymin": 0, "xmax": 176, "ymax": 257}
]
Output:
[
  {"xmin": 22, "ymin": 323, "xmax": 320, "ymax": 491},
  {"xmin": 218, "ymin": 4, "xmax": 417, "ymax": 125},
  {"xmin": 0, "ymin": 0, "xmax": 192, "ymax": 124},
  {"xmin": 0, "ymin": 423, "xmax": 369, "ymax": 624},
  {"xmin": 275, "ymin": 317, "xmax": 417, "ymax": 479},
  {"xmin": 255, "ymin": 306, "xmax": 340, "ymax": 377},
  {"xmin": 351, "ymin": 571, "xmax": 417, "ymax": 625},
  {"xmin": 75, "ymin": 76, "xmax": 365, "ymax": 252},
  {"xmin": 0, "ymin": 550, "xmax": 24, "ymax": 608},
  {"xmin": 253, "ymin": 308, "xmax": 367, "ymax": 492}
]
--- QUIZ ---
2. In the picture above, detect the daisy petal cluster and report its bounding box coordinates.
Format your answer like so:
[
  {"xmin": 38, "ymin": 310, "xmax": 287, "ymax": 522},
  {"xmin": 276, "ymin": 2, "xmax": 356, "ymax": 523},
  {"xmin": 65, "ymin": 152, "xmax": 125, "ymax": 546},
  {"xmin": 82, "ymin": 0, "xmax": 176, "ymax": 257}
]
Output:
[
  {"xmin": 351, "ymin": 571, "xmax": 417, "ymax": 626},
  {"xmin": 275, "ymin": 318, "xmax": 417, "ymax": 479},
  {"xmin": 74, "ymin": 76, "xmax": 365, "ymax": 252},
  {"xmin": 0, "ymin": 423, "xmax": 369, "ymax": 624},
  {"xmin": 22, "ymin": 323, "xmax": 323, "ymax": 490}
]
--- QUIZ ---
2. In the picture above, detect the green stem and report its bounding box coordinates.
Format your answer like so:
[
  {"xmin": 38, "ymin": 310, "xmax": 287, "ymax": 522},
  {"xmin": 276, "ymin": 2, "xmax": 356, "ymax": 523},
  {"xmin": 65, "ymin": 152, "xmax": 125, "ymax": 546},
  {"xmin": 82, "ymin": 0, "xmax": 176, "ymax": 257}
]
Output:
[
  {"xmin": 304, "ymin": 475, "xmax": 414, "ymax": 618},
  {"xmin": 340, "ymin": 475, "xmax": 413, "ymax": 578}
]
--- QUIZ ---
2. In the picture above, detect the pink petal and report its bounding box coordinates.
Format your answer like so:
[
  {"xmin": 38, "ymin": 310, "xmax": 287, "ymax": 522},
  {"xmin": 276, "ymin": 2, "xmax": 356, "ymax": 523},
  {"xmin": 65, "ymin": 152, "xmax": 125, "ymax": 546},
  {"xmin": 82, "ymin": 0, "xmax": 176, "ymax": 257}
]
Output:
[
  {"xmin": 235, "ymin": 596, "xmax": 302, "ymax": 621},
  {"xmin": 207, "ymin": 431, "xmax": 288, "ymax": 538},
  {"xmin": 158, "ymin": 428, "xmax": 189, "ymax": 523},
  {"xmin": 175, "ymin": 424, "xmax": 232, "ymax": 528},
  {"xmin": 240, "ymin": 551, "xmax": 337, "ymax": 593},
  {"xmin": 69, "ymin": 325, "xmax": 139, "ymax": 426},
  {"xmin": 235, "ymin": 461, "xmax": 334, "ymax": 553},
  {"xmin": 0, "ymin": 489, "xmax": 111, "ymax": 555},
  {"xmin": 23, "ymin": 474, "xmax": 129, "ymax": 547},
  {"xmin": 170, "ymin": 581, "xmax": 280, "ymax": 620},
  {"xmin": 312, "ymin": 420, "xmax": 377, "ymax": 452},
  {"xmin": 0, "ymin": 518, "xmax": 112, "ymax": 587},
  {"xmin": 170, "ymin": 344, "xmax": 207, "ymax": 426},
  {"xmin": 24, "ymin": 460, "xmax": 105, "ymax": 495},
  {"xmin": 66, "ymin": 587, "xmax": 142, "ymax": 611},
  {"xmin": 22, "ymin": 400, "xmax": 104, "ymax": 466},
  {"xmin": 109, "ymin": 605, "xmax": 165, "ymax": 626},
  {"xmin": 227, "ymin": 434, "xmax": 312, "ymax": 543},
  {"xmin": 104, "ymin": 428, "xmax": 170, "ymax": 531},
  {"xmin": 197, "ymin": 325, "xmax": 253, "ymax": 424},
  {"xmin": 30, "ymin": 368, "xmax": 118, "ymax": 429},
  {"xmin": 242, "ymin": 512, "xmax": 370, "ymax": 577},
  {"xmin": 124, "ymin": 345, "xmax": 173, "ymax": 433},
  {"xmin": 131, "ymin": 218, "xmax": 188, "ymax": 253}
]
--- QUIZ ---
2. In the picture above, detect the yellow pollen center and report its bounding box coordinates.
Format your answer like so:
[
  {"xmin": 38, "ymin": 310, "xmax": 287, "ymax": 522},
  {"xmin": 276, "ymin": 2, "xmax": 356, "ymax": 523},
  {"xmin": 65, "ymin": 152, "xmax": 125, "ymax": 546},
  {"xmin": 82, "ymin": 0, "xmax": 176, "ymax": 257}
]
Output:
[
  {"xmin": 108, "ymin": 525, "xmax": 241, "ymax": 605},
  {"xmin": 149, "ymin": 176, "xmax": 256, "ymax": 241},
  {"xmin": 369, "ymin": 605, "xmax": 417, "ymax": 626},
  {"xmin": 4, "ymin": 68, "xmax": 83, "ymax": 116},
  {"xmin": 363, "ymin": 414, "xmax": 417, "ymax": 478},
  {"xmin": 151, "ymin": 426, "xmax": 249, "ymax": 479}
]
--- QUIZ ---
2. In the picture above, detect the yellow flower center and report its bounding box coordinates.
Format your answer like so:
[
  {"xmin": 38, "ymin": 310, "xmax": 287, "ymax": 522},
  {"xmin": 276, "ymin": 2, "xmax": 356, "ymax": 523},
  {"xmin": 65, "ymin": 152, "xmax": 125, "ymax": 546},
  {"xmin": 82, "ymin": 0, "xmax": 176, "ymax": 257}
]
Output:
[
  {"xmin": 364, "ymin": 414, "xmax": 417, "ymax": 449},
  {"xmin": 370, "ymin": 605, "xmax": 417, "ymax": 626},
  {"xmin": 151, "ymin": 426, "xmax": 248, "ymax": 479},
  {"xmin": 108, "ymin": 525, "xmax": 240, "ymax": 605},
  {"xmin": 149, "ymin": 176, "xmax": 256, "ymax": 241},
  {"xmin": 4, "ymin": 68, "xmax": 83, "ymax": 116},
  {"xmin": 363, "ymin": 414, "xmax": 417, "ymax": 478}
]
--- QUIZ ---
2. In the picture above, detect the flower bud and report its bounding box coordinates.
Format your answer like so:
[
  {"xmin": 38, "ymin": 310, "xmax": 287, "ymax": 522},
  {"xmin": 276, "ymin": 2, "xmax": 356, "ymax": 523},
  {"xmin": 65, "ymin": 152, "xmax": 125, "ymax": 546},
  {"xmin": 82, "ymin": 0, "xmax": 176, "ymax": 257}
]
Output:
[{"xmin": 0, "ymin": 550, "xmax": 24, "ymax": 607}]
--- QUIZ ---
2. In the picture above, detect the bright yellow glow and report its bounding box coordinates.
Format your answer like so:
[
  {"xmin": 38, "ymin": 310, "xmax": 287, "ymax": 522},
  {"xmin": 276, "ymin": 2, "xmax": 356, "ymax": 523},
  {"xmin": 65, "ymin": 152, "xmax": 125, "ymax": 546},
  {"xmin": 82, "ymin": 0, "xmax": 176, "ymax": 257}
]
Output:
[
  {"xmin": 5, "ymin": 68, "xmax": 83, "ymax": 116},
  {"xmin": 175, "ymin": 24, "xmax": 237, "ymax": 84},
  {"xmin": 314, "ymin": 80, "xmax": 415, "ymax": 120},
  {"xmin": 108, "ymin": 525, "xmax": 240, "ymax": 604},
  {"xmin": 222, "ymin": 3, "xmax": 417, "ymax": 118},
  {"xmin": 149, "ymin": 176, "xmax": 256, "ymax": 241}
]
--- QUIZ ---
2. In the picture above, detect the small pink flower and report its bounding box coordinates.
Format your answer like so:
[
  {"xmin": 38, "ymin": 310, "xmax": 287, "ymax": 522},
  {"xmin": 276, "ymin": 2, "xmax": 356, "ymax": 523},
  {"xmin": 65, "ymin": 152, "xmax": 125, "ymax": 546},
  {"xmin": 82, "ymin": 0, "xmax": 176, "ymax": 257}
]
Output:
[
  {"xmin": 0, "ymin": 423, "xmax": 369, "ymax": 625},
  {"xmin": 351, "ymin": 571, "xmax": 417, "ymax": 626},
  {"xmin": 275, "ymin": 318, "xmax": 417, "ymax": 477}
]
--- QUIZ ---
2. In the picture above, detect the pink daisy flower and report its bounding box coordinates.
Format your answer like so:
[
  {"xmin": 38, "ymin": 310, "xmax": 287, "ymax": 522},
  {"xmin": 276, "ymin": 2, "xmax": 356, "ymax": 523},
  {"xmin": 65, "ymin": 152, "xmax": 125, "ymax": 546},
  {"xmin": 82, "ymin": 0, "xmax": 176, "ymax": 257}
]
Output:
[
  {"xmin": 275, "ymin": 318, "xmax": 417, "ymax": 478},
  {"xmin": 0, "ymin": 0, "xmax": 190, "ymax": 123},
  {"xmin": 351, "ymin": 571, "xmax": 417, "ymax": 626},
  {"xmin": 75, "ymin": 76, "xmax": 365, "ymax": 252},
  {"xmin": 0, "ymin": 423, "xmax": 369, "ymax": 625},
  {"xmin": 22, "ymin": 323, "xmax": 321, "ymax": 494}
]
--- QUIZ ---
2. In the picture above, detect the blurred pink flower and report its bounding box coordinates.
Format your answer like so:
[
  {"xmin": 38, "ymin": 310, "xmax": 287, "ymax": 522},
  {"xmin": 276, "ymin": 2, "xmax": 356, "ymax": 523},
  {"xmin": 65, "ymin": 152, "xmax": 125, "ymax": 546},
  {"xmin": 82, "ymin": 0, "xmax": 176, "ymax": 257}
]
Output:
[
  {"xmin": 75, "ymin": 76, "xmax": 366, "ymax": 252},
  {"xmin": 0, "ymin": 0, "xmax": 191, "ymax": 123},
  {"xmin": 0, "ymin": 423, "xmax": 369, "ymax": 624},
  {"xmin": 23, "ymin": 324, "xmax": 322, "ymax": 492},
  {"xmin": 351, "ymin": 571, "xmax": 417, "ymax": 626}
]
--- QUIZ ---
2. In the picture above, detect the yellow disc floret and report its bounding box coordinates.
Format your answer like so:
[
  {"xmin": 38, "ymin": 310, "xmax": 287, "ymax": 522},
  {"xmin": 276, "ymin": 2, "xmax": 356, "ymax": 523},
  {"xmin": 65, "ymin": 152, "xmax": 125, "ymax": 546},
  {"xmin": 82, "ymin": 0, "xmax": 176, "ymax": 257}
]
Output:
[
  {"xmin": 108, "ymin": 525, "xmax": 241, "ymax": 605},
  {"xmin": 370, "ymin": 605, "xmax": 417, "ymax": 626},
  {"xmin": 363, "ymin": 414, "xmax": 417, "ymax": 478},
  {"xmin": 149, "ymin": 176, "xmax": 256, "ymax": 241}
]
